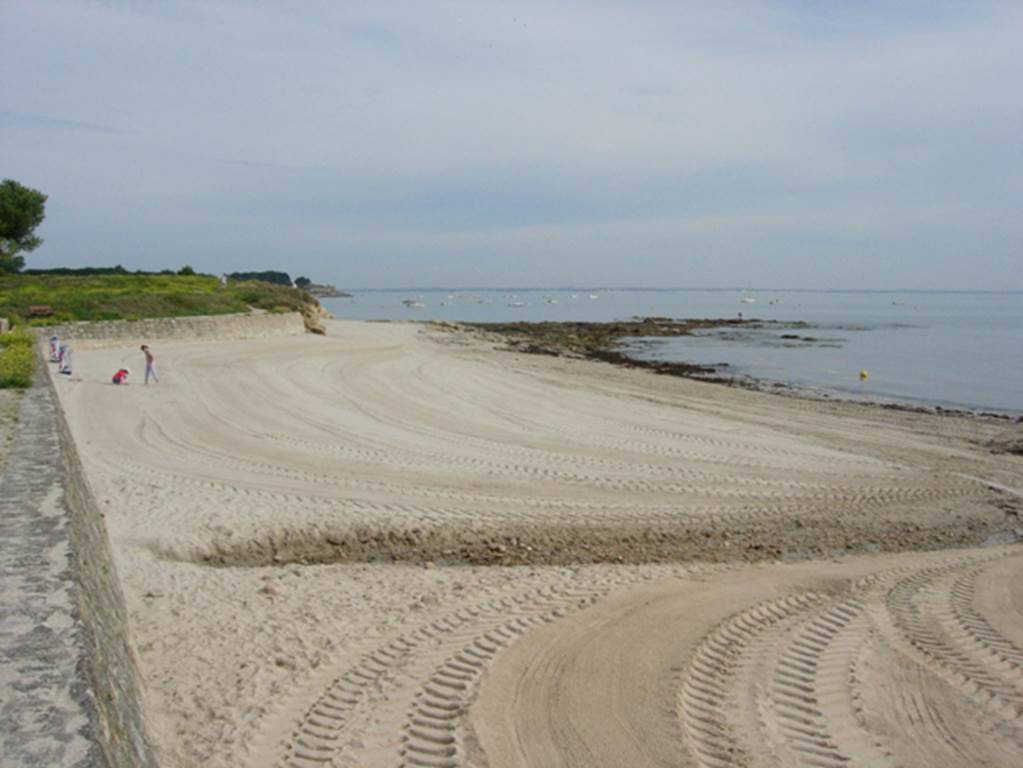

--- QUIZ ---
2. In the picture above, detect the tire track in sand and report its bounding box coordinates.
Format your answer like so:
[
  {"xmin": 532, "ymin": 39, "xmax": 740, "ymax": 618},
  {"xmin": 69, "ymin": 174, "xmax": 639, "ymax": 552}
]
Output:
[
  {"xmin": 468, "ymin": 549, "xmax": 1023, "ymax": 768},
  {"xmin": 272, "ymin": 568, "xmax": 681, "ymax": 768}
]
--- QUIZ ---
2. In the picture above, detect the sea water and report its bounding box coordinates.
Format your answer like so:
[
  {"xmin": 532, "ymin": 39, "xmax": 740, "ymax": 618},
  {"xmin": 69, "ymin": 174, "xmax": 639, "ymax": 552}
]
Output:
[{"xmin": 322, "ymin": 290, "xmax": 1023, "ymax": 414}]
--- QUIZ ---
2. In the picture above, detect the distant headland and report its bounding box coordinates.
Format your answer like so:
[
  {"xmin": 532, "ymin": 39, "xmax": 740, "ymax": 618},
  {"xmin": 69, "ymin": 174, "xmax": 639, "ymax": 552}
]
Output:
[{"xmin": 226, "ymin": 271, "xmax": 351, "ymax": 298}]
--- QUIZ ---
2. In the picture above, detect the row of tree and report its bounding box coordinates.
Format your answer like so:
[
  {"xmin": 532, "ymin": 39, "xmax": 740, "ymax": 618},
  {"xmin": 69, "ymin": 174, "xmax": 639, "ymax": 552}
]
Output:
[{"xmin": 226, "ymin": 270, "xmax": 293, "ymax": 285}]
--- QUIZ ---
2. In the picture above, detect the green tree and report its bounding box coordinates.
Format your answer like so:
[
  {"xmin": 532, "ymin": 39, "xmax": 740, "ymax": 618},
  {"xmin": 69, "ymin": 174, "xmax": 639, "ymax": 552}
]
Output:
[
  {"xmin": 178, "ymin": 265, "xmax": 196, "ymax": 276},
  {"xmin": 295, "ymin": 276, "xmax": 312, "ymax": 288},
  {"xmin": 0, "ymin": 179, "xmax": 47, "ymax": 273}
]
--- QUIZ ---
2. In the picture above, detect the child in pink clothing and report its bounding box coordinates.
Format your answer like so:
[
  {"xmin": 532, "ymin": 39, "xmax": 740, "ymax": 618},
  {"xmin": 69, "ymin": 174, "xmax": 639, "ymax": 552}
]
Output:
[{"xmin": 141, "ymin": 344, "xmax": 159, "ymax": 384}]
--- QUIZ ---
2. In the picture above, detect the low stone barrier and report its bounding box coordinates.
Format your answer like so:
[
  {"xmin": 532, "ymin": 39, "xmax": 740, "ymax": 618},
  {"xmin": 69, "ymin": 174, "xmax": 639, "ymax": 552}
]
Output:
[
  {"xmin": 0, "ymin": 350, "xmax": 157, "ymax": 767},
  {"xmin": 37, "ymin": 310, "xmax": 306, "ymax": 345}
]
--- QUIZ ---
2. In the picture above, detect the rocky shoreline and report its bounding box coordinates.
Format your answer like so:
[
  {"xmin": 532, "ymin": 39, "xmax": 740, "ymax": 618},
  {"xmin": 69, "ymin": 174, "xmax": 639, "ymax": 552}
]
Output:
[
  {"xmin": 454, "ymin": 317, "xmax": 1021, "ymax": 423},
  {"xmin": 460, "ymin": 317, "xmax": 765, "ymax": 380}
]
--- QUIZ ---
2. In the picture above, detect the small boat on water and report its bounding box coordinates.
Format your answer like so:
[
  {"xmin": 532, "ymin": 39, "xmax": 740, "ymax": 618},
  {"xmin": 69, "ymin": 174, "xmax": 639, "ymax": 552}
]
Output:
[
  {"xmin": 401, "ymin": 299, "xmax": 425, "ymax": 309},
  {"xmin": 740, "ymin": 297, "xmax": 756, "ymax": 304},
  {"xmin": 508, "ymin": 301, "xmax": 527, "ymax": 308},
  {"xmin": 589, "ymin": 294, "xmax": 600, "ymax": 300}
]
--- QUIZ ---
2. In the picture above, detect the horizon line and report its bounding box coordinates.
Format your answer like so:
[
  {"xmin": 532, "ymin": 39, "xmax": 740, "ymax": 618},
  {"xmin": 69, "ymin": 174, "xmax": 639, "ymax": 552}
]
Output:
[{"xmin": 337, "ymin": 286, "xmax": 1023, "ymax": 295}]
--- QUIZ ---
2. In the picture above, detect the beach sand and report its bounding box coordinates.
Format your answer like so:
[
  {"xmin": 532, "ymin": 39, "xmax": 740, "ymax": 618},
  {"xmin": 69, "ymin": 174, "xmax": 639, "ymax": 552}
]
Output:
[{"xmin": 50, "ymin": 319, "xmax": 1023, "ymax": 767}]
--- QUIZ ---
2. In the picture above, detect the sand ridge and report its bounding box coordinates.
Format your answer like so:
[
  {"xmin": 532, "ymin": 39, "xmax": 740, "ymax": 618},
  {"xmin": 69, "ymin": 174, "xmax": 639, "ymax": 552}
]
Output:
[{"xmin": 48, "ymin": 319, "xmax": 1023, "ymax": 767}]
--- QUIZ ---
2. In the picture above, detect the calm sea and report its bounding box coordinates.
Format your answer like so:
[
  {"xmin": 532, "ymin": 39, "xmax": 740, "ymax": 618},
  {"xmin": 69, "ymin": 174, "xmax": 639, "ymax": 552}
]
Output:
[{"xmin": 322, "ymin": 290, "xmax": 1023, "ymax": 415}]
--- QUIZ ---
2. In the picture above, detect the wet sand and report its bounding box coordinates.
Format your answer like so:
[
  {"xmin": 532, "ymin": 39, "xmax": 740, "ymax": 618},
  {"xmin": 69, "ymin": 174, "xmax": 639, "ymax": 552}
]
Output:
[{"xmin": 49, "ymin": 319, "xmax": 1023, "ymax": 767}]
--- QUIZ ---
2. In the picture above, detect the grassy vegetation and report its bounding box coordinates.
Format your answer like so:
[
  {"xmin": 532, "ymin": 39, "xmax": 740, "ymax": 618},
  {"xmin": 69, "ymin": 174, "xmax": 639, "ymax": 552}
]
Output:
[
  {"xmin": 0, "ymin": 329, "xmax": 34, "ymax": 388},
  {"xmin": 0, "ymin": 273, "xmax": 310, "ymax": 327}
]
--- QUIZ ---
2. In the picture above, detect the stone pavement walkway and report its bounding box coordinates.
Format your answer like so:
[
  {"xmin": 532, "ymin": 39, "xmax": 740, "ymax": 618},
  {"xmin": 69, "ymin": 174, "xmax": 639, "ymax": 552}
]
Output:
[{"xmin": 0, "ymin": 378, "xmax": 98, "ymax": 766}]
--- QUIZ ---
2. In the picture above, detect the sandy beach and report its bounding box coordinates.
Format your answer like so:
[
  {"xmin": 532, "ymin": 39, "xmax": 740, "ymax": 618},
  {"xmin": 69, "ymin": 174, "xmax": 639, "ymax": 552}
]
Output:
[{"xmin": 49, "ymin": 319, "xmax": 1023, "ymax": 767}]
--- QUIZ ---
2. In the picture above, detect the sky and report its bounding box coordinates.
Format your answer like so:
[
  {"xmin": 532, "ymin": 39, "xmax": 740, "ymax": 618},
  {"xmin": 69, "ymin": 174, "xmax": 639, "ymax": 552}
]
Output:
[{"xmin": 1, "ymin": 1, "xmax": 1021, "ymax": 290}]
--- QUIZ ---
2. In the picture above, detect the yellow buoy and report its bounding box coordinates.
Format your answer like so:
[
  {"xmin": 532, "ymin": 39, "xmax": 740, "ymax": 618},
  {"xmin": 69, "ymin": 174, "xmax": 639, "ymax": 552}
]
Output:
[{"xmin": 859, "ymin": 369, "xmax": 869, "ymax": 381}]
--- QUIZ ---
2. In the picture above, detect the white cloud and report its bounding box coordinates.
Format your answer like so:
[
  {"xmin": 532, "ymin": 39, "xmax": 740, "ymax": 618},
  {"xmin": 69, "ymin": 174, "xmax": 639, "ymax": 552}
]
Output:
[{"xmin": 1, "ymin": 0, "xmax": 1020, "ymax": 288}]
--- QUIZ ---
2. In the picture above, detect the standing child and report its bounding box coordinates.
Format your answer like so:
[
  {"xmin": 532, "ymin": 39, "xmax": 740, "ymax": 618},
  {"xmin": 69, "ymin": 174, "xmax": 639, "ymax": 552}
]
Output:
[
  {"xmin": 141, "ymin": 344, "xmax": 159, "ymax": 385},
  {"xmin": 58, "ymin": 345, "xmax": 73, "ymax": 375}
]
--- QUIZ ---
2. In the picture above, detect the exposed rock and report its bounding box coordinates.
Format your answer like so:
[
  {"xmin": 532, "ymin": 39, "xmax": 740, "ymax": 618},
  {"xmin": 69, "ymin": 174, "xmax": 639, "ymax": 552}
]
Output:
[
  {"xmin": 462, "ymin": 318, "xmax": 751, "ymax": 381},
  {"xmin": 300, "ymin": 300, "xmax": 333, "ymax": 335}
]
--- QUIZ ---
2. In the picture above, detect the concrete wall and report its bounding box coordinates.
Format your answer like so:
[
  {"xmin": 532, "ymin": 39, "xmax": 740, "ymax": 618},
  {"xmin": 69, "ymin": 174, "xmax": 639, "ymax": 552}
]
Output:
[
  {"xmin": 38, "ymin": 310, "xmax": 305, "ymax": 345},
  {"xmin": 0, "ymin": 351, "xmax": 157, "ymax": 767}
]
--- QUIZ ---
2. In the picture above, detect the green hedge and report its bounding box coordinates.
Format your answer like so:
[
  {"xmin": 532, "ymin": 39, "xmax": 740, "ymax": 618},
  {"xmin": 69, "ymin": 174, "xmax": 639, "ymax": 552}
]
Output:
[
  {"xmin": 0, "ymin": 274, "xmax": 311, "ymax": 327},
  {"xmin": 0, "ymin": 331, "xmax": 34, "ymax": 388}
]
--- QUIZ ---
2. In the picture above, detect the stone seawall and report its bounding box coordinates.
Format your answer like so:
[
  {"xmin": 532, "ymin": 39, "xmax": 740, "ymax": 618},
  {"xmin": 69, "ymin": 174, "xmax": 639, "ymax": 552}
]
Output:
[
  {"xmin": 50, "ymin": 353, "xmax": 158, "ymax": 767},
  {"xmin": 0, "ymin": 350, "xmax": 157, "ymax": 767},
  {"xmin": 39, "ymin": 310, "xmax": 306, "ymax": 345}
]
